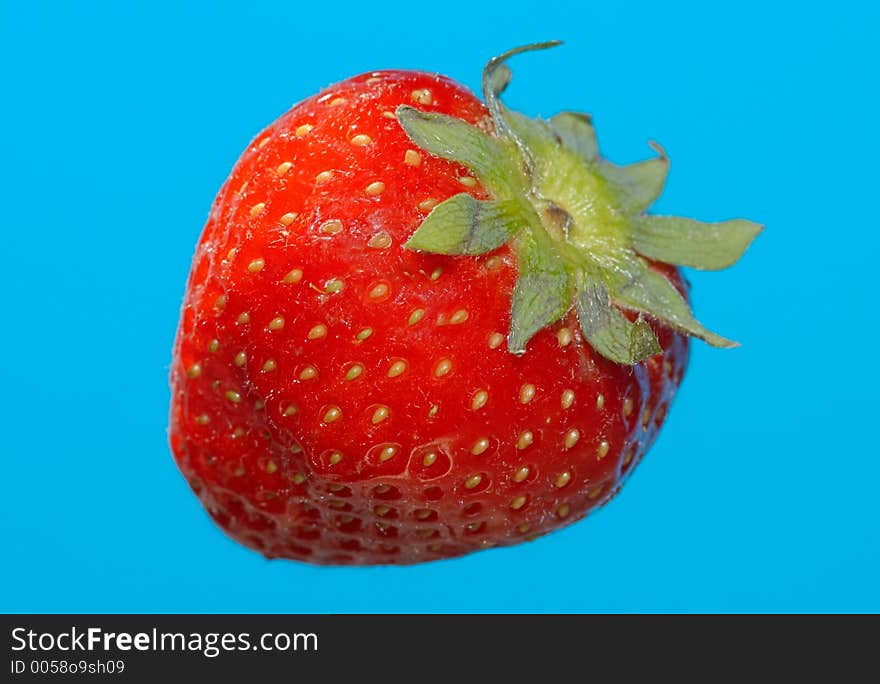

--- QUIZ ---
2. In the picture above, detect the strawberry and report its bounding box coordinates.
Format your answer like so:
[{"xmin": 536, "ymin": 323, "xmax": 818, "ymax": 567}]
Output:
[{"xmin": 169, "ymin": 42, "xmax": 760, "ymax": 565}]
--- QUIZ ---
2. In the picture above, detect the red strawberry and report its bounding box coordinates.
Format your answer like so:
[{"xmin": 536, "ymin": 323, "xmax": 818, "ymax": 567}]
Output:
[{"xmin": 169, "ymin": 42, "xmax": 760, "ymax": 565}]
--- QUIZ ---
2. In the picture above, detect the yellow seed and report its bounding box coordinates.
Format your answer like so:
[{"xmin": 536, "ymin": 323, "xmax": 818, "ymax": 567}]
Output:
[
  {"xmin": 404, "ymin": 149, "xmax": 421, "ymax": 166},
  {"xmin": 316, "ymin": 170, "xmax": 334, "ymax": 184},
  {"xmin": 411, "ymin": 88, "xmax": 433, "ymax": 105},
  {"xmin": 557, "ymin": 503, "xmax": 571, "ymax": 518},
  {"xmin": 487, "ymin": 332, "xmax": 505, "ymax": 349},
  {"xmin": 356, "ymin": 327, "xmax": 373, "ymax": 342},
  {"xmin": 234, "ymin": 351, "xmax": 247, "ymax": 367},
  {"xmin": 225, "ymin": 390, "xmax": 241, "ymax": 404},
  {"xmin": 379, "ymin": 445, "xmax": 397, "ymax": 462},
  {"xmin": 428, "ymin": 405, "xmax": 439, "ymax": 418},
  {"xmin": 236, "ymin": 312, "xmax": 251, "ymax": 325},
  {"xmin": 276, "ymin": 161, "xmax": 292, "ymax": 175},
  {"xmin": 517, "ymin": 431, "xmax": 534, "ymax": 450},
  {"xmin": 208, "ymin": 339, "xmax": 220, "ymax": 353},
  {"xmin": 433, "ymin": 359, "xmax": 452, "ymax": 377},
  {"xmin": 463, "ymin": 474, "xmax": 482, "ymax": 489},
  {"xmin": 510, "ymin": 495, "xmax": 527, "ymax": 510},
  {"xmin": 387, "ymin": 360, "xmax": 407, "ymax": 378},
  {"xmin": 187, "ymin": 363, "xmax": 201, "ymax": 379},
  {"xmin": 415, "ymin": 509, "xmax": 433, "ymax": 520},
  {"xmin": 371, "ymin": 406, "xmax": 390, "ymax": 424},
  {"xmin": 642, "ymin": 408, "xmax": 651, "ymax": 429},
  {"xmin": 282, "ymin": 404, "xmax": 297, "ymax": 417},
  {"xmin": 588, "ymin": 485, "xmax": 604, "ymax": 500},
  {"xmin": 369, "ymin": 282, "xmax": 389, "ymax": 299},
  {"xmin": 231, "ymin": 427, "xmax": 245, "ymax": 438},
  {"xmin": 374, "ymin": 505, "xmax": 391, "ymax": 517},
  {"xmin": 368, "ymin": 231, "xmax": 392, "ymax": 249},
  {"xmin": 279, "ymin": 212, "xmax": 298, "ymax": 226},
  {"xmin": 226, "ymin": 247, "xmax": 237, "ymax": 261},
  {"xmin": 323, "ymin": 406, "xmax": 342, "ymax": 423},
  {"xmin": 381, "ymin": 110, "xmax": 396, "ymax": 119},
  {"xmin": 291, "ymin": 472, "xmax": 306, "ymax": 484},
  {"xmin": 325, "ymin": 278, "xmax": 344, "ymax": 293},
  {"xmin": 422, "ymin": 452, "xmax": 438, "ymax": 467},
  {"xmin": 555, "ymin": 471, "xmax": 572, "ymax": 488},
  {"xmin": 214, "ymin": 294, "xmax": 227, "ymax": 309},
  {"xmin": 257, "ymin": 136, "xmax": 270, "ymax": 148},
  {"xmin": 365, "ymin": 181, "xmax": 385, "ymax": 196},
  {"xmin": 299, "ymin": 365, "xmax": 317, "ymax": 380},
  {"xmin": 596, "ymin": 394, "xmax": 605, "ymax": 410},
  {"xmin": 268, "ymin": 316, "xmax": 285, "ymax": 331},
  {"xmin": 408, "ymin": 308, "xmax": 425, "ymax": 325},
  {"xmin": 329, "ymin": 97, "xmax": 346, "ymax": 106},
  {"xmin": 254, "ymin": 400, "xmax": 264, "ymax": 410},
  {"xmin": 449, "ymin": 309, "xmax": 469, "ymax": 325},
  {"xmin": 622, "ymin": 445, "xmax": 636, "ymax": 466},
  {"xmin": 328, "ymin": 451, "xmax": 343, "ymax": 466},
  {"xmin": 265, "ymin": 460, "xmax": 278, "ymax": 474},
  {"xmin": 350, "ymin": 134, "xmax": 372, "ymax": 146},
  {"xmin": 664, "ymin": 359, "xmax": 673, "ymax": 376},
  {"xmin": 623, "ymin": 398, "xmax": 634, "ymax": 417},
  {"xmin": 519, "ymin": 384, "xmax": 536, "ymax": 404},
  {"xmin": 596, "ymin": 441, "xmax": 610, "ymax": 459},
  {"xmin": 283, "ymin": 268, "xmax": 303, "ymax": 284},
  {"xmin": 557, "ymin": 328, "xmax": 573, "ymax": 346},
  {"xmin": 249, "ymin": 202, "xmax": 266, "ymax": 216},
  {"xmin": 430, "ymin": 267, "xmax": 442, "ymax": 280},
  {"xmin": 308, "ymin": 324, "xmax": 328, "ymax": 340},
  {"xmin": 561, "ymin": 389, "xmax": 575, "ymax": 410},
  {"xmin": 517, "ymin": 523, "xmax": 531, "ymax": 534},
  {"xmin": 471, "ymin": 438, "xmax": 490, "ymax": 455},
  {"xmin": 458, "ymin": 175, "xmax": 477, "ymax": 188},
  {"xmin": 247, "ymin": 258, "xmax": 265, "ymax": 273},
  {"xmin": 564, "ymin": 429, "xmax": 580, "ymax": 449},
  {"xmin": 418, "ymin": 198, "xmax": 438, "ymax": 211},
  {"xmin": 320, "ymin": 219, "xmax": 343, "ymax": 235},
  {"xmin": 471, "ymin": 390, "xmax": 489, "ymax": 410},
  {"xmin": 296, "ymin": 124, "xmax": 313, "ymax": 137},
  {"xmin": 345, "ymin": 364, "xmax": 364, "ymax": 381},
  {"xmin": 195, "ymin": 413, "xmax": 210, "ymax": 425},
  {"xmin": 513, "ymin": 466, "xmax": 530, "ymax": 483}
]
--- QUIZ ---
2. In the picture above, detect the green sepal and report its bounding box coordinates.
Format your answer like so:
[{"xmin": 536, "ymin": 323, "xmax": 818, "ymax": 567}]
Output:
[
  {"xmin": 508, "ymin": 232, "xmax": 572, "ymax": 354},
  {"xmin": 632, "ymin": 215, "xmax": 763, "ymax": 270},
  {"xmin": 395, "ymin": 106, "xmax": 519, "ymax": 196},
  {"xmin": 397, "ymin": 42, "xmax": 760, "ymax": 365},
  {"xmin": 550, "ymin": 112, "xmax": 599, "ymax": 161},
  {"xmin": 577, "ymin": 283, "xmax": 661, "ymax": 364},
  {"xmin": 613, "ymin": 263, "xmax": 738, "ymax": 348},
  {"xmin": 404, "ymin": 193, "xmax": 528, "ymax": 255},
  {"xmin": 599, "ymin": 148, "xmax": 669, "ymax": 213}
]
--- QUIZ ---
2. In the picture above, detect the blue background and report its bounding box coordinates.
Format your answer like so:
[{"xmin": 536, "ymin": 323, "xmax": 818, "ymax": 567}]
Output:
[{"xmin": 2, "ymin": 0, "xmax": 877, "ymax": 613}]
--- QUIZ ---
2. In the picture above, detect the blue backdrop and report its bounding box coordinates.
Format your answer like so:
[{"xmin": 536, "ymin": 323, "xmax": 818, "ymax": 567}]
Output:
[{"xmin": 2, "ymin": 0, "xmax": 877, "ymax": 613}]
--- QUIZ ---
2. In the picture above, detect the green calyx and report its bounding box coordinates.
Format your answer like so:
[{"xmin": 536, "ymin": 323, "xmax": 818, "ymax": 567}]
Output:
[{"xmin": 397, "ymin": 41, "xmax": 762, "ymax": 364}]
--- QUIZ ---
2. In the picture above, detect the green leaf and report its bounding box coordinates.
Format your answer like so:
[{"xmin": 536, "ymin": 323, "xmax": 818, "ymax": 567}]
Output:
[
  {"xmin": 599, "ymin": 150, "xmax": 668, "ymax": 213},
  {"xmin": 632, "ymin": 215, "xmax": 763, "ymax": 270},
  {"xmin": 395, "ymin": 106, "xmax": 518, "ymax": 195},
  {"xmin": 550, "ymin": 112, "xmax": 599, "ymax": 161},
  {"xmin": 404, "ymin": 194, "xmax": 527, "ymax": 255},
  {"xmin": 577, "ymin": 283, "xmax": 661, "ymax": 364},
  {"xmin": 613, "ymin": 264, "xmax": 738, "ymax": 348},
  {"xmin": 508, "ymin": 233, "xmax": 572, "ymax": 354}
]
